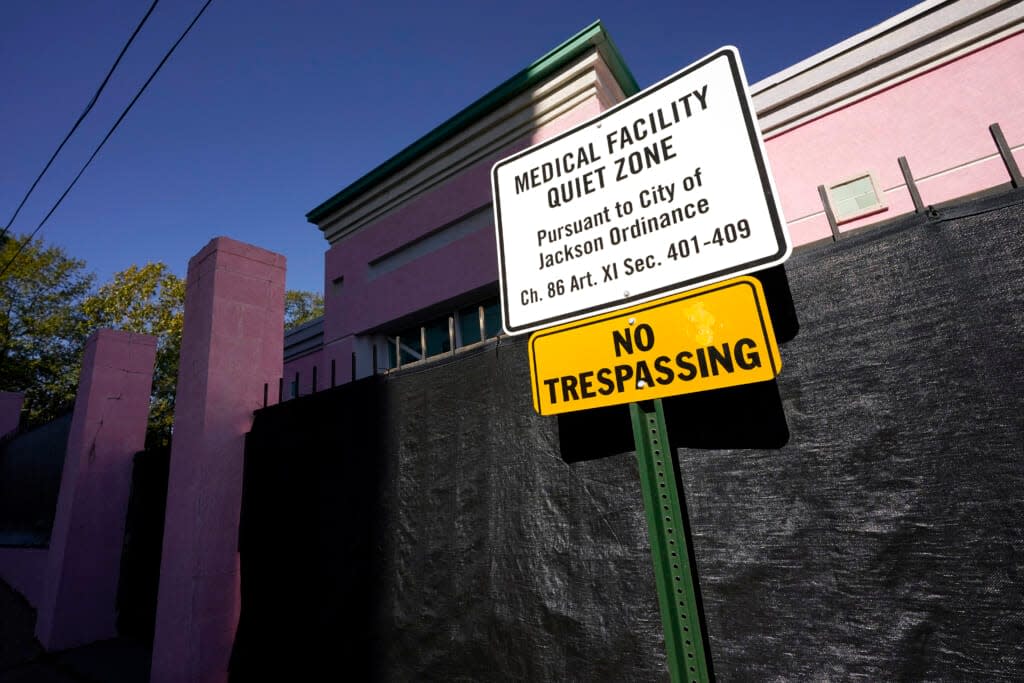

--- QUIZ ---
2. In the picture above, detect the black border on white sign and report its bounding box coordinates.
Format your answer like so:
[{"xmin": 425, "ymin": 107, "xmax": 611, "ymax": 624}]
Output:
[{"xmin": 492, "ymin": 46, "xmax": 789, "ymax": 335}]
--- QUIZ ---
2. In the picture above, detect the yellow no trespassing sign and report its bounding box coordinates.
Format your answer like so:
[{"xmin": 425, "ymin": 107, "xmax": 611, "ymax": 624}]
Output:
[{"xmin": 528, "ymin": 276, "xmax": 782, "ymax": 415}]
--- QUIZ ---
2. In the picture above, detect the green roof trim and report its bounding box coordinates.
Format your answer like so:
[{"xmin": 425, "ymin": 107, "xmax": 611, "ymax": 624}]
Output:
[{"xmin": 306, "ymin": 20, "xmax": 639, "ymax": 225}]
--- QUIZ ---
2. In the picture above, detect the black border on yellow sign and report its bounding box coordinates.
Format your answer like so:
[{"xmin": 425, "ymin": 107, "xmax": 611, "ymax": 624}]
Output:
[{"xmin": 528, "ymin": 278, "xmax": 778, "ymax": 414}]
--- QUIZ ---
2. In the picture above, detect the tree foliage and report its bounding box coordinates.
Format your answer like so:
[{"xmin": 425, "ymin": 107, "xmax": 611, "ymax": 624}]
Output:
[
  {"xmin": 0, "ymin": 235, "xmax": 94, "ymax": 425},
  {"xmin": 285, "ymin": 290, "xmax": 324, "ymax": 330},
  {"xmin": 81, "ymin": 263, "xmax": 185, "ymax": 448},
  {"xmin": 1, "ymin": 233, "xmax": 324, "ymax": 445}
]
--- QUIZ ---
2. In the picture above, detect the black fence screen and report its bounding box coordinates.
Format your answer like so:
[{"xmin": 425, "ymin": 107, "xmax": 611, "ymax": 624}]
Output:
[
  {"xmin": 233, "ymin": 189, "xmax": 1023, "ymax": 681},
  {"xmin": 685, "ymin": 189, "xmax": 1024, "ymax": 681}
]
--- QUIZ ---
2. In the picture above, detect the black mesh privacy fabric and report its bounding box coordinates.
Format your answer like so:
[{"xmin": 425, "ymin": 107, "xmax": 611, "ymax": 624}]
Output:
[
  {"xmin": 682, "ymin": 191, "xmax": 1024, "ymax": 680},
  {"xmin": 233, "ymin": 189, "xmax": 1023, "ymax": 681}
]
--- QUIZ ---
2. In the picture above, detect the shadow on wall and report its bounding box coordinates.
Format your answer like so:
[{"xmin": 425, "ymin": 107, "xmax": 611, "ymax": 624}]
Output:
[
  {"xmin": 559, "ymin": 262, "xmax": 798, "ymax": 462},
  {"xmin": 0, "ymin": 412, "xmax": 73, "ymax": 548},
  {"xmin": 231, "ymin": 375, "xmax": 389, "ymax": 682},
  {"xmin": 116, "ymin": 446, "xmax": 171, "ymax": 644}
]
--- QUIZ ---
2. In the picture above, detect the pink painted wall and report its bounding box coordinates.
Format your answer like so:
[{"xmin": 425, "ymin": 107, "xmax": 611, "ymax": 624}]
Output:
[
  {"xmin": 0, "ymin": 547, "xmax": 47, "ymax": 606},
  {"xmin": 0, "ymin": 391, "xmax": 24, "ymax": 438},
  {"xmin": 322, "ymin": 97, "xmax": 606, "ymax": 350},
  {"xmin": 764, "ymin": 32, "xmax": 1024, "ymax": 246},
  {"xmin": 151, "ymin": 237, "xmax": 285, "ymax": 683},
  {"xmin": 35, "ymin": 329, "xmax": 157, "ymax": 651},
  {"xmin": 314, "ymin": 34, "xmax": 1024, "ymax": 381}
]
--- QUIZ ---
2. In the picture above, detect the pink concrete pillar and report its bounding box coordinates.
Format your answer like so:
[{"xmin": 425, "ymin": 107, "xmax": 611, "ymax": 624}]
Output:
[
  {"xmin": 35, "ymin": 329, "xmax": 157, "ymax": 650},
  {"xmin": 0, "ymin": 390, "xmax": 24, "ymax": 438},
  {"xmin": 151, "ymin": 237, "xmax": 285, "ymax": 683}
]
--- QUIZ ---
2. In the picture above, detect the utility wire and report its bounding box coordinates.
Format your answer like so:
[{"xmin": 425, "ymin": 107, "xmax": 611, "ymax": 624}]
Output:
[
  {"xmin": 0, "ymin": 0, "xmax": 215, "ymax": 280},
  {"xmin": 0, "ymin": 0, "xmax": 160, "ymax": 243}
]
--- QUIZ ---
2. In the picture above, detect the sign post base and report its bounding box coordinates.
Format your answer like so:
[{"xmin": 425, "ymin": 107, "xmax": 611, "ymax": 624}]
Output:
[{"xmin": 630, "ymin": 399, "xmax": 712, "ymax": 683}]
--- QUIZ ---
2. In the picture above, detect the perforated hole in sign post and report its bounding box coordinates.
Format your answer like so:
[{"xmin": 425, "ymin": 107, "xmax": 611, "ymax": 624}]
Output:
[{"xmin": 647, "ymin": 413, "xmax": 702, "ymax": 683}]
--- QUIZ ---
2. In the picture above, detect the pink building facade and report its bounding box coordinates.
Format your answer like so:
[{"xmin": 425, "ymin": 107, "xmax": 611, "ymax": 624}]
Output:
[
  {"xmin": 287, "ymin": 0, "xmax": 1023, "ymax": 383},
  {"xmin": 752, "ymin": 1, "xmax": 1024, "ymax": 245},
  {"xmin": 293, "ymin": 22, "xmax": 638, "ymax": 384},
  {"xmin": 0, "ymin": 0, "xmax": 1019, "ymax": 676}
]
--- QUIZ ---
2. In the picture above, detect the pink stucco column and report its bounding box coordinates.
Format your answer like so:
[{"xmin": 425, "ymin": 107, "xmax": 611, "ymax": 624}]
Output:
[
  {"xmin": 151, "ymin": 237, "xmax": 285, "ymax": 683},
  {"xmin": 34, "ymin": 329, "xmax": 157, "ymax": 651},
  {"xmin": 0, "ymin": 390, "xmax": 24, "ymax": 438}
]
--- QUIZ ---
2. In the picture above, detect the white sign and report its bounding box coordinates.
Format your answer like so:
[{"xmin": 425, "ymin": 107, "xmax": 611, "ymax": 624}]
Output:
[{"xmin": 492, "ymin": 46, "xmax": 791, "ymax": 335}]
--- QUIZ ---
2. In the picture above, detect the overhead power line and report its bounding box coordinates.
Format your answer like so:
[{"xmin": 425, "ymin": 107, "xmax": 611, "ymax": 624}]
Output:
[
  {"xmin": 0, "ymin": 0, "xmax": 216, "ymax": 280},
  {"xmin": 0, "ymin": 0, "xmax": 160, "ymax": 243}
]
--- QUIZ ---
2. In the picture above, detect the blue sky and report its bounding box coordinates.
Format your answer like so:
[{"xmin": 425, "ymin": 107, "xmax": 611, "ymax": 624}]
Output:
[{"xmin": 1, "ymin": 0, "xmax": 918, "ymax": 294}]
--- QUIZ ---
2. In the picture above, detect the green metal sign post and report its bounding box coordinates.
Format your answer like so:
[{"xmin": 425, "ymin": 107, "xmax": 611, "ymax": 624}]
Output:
[{"xmin": 630, "ymin": 399, "xmax": 712, "ymax": 683}]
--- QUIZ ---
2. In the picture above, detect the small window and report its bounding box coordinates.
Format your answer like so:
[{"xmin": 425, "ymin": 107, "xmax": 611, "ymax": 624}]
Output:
[
  {"xmin": 423, "ymin": 318, "xmax": 451, "ymax": 356},
  {"xmin": 388, "ymin": 325, "xmax": 423, "ymax": 368},
  {"xmin": 384, "ymin": 296, "xmax": 502, "ymax": 370},
  {"xmin": 827, "ymin": 173, "xmax": 886, "ymax": 223}
]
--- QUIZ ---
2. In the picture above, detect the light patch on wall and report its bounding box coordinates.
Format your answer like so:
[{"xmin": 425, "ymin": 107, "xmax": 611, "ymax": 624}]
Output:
[
  {"xmin": 827, "ymin": 173, "xmax": 886, "ymax": 223},
  {"xmin": 367, "ymin": 207, "xmax": 491, "ymax": 280}
]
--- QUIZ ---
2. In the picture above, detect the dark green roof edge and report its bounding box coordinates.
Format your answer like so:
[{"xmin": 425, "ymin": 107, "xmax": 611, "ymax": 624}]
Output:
[{"xmin": 306, "ymin": 20, "xmax": 639, "ymax": 225}]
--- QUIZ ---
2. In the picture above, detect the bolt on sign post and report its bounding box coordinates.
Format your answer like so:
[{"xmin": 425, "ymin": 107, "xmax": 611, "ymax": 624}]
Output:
[{"xmin": 492, "ymin": 46, "xmax": 790, "ymax": 683}]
